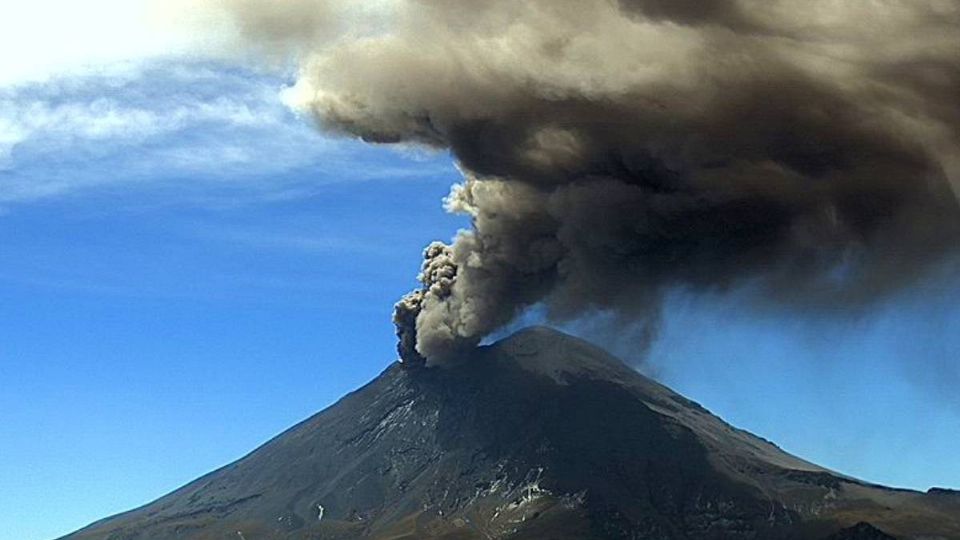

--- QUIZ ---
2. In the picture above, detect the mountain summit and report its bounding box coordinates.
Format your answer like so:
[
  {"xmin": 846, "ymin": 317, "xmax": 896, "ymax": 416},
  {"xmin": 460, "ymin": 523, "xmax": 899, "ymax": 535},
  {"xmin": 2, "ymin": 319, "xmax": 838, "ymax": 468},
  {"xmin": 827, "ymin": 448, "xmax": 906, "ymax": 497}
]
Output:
[{"xmin": 62, "ymin": 327, "xmax": 960, "ymax": 539}]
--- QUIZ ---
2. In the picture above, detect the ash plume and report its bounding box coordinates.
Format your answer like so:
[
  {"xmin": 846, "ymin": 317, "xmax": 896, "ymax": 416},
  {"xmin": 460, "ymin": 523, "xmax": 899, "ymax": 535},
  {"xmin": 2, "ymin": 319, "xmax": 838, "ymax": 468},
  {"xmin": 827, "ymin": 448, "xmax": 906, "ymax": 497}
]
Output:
[{"xmin": 217, "ymin": 0, "xmax": 960, "ymax": 365}]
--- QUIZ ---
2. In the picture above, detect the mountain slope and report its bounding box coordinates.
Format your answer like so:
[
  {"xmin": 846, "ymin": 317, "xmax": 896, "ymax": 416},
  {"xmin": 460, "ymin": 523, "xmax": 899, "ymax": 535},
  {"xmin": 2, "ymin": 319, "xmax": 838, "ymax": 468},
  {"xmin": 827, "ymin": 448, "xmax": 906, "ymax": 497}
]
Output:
[{"xmin": 61, "ymin": 327, "xmax": 960, "ymax": 540}]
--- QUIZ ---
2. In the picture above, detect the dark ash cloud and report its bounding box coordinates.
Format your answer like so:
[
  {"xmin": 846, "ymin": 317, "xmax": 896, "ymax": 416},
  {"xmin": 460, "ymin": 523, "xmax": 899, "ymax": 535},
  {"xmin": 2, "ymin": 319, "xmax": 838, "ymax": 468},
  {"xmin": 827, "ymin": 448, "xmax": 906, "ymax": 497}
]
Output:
[{"xmin": 217, "ymin": 0, "xmax": 960, "ymax": 365}]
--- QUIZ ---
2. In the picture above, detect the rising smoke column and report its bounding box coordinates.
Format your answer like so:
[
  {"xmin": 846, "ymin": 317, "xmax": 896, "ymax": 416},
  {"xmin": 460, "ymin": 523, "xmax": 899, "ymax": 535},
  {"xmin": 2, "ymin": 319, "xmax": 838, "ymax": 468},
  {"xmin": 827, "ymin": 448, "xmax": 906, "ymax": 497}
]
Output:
[{"xmin": 217, "ymin": 0, "xmax": 960, "ymax": 365}]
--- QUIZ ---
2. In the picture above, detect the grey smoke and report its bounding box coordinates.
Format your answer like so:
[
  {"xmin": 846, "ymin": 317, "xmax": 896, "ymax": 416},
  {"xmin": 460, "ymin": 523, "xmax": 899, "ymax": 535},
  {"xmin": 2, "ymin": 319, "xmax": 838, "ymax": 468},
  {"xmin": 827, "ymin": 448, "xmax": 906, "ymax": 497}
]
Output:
[{"xmin": 214, "ymin": 0, "xmax": 960, "ymax": 365}]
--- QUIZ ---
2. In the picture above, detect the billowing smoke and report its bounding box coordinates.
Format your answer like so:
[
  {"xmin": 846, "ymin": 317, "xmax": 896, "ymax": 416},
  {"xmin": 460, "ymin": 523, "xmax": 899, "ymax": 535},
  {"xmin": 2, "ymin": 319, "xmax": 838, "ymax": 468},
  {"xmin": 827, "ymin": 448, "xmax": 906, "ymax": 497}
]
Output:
[{"xmin": 217, "ymin": 0, "xmax": 960, "ymax": 366}]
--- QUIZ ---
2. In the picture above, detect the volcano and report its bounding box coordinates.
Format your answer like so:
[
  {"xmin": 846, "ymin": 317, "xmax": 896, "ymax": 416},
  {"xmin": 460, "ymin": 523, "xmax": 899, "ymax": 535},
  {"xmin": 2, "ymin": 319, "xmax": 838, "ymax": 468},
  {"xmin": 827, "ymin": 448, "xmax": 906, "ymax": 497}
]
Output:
[{"xmin": 61, "ymin": 327, "xmax": 960, "ymax": 539}]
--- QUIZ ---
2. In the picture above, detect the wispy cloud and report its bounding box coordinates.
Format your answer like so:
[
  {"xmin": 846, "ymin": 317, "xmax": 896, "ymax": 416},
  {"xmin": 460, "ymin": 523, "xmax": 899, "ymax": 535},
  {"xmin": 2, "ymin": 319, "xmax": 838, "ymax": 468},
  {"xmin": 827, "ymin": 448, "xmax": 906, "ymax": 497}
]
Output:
[{"xmin": 0, "ymin": 59, "xmax": 454, "ymax": 206}]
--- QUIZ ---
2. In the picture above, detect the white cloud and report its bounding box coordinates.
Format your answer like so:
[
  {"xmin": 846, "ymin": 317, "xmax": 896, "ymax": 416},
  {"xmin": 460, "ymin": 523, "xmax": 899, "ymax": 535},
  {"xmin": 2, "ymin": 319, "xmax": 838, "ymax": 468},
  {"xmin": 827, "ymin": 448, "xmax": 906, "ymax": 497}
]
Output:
[
  {"xmin": 0, "ymin": 1, "xmax": 225, "ymax": 84},
  {"xmin": 0, "ymin": 2, "xmax": 451, "ymax": 206},
  {"xmin": 0, "ymin": 0, "xmax": 404, "ymax": 85},
  {"xmin": 3, "ymin": 83, "xmax": 278, "ymax": 148},
  {"xmin": 0, "ymin": 61, "xmax": 310, "ymax": 201},
  {"xmin": 0, "ymin": 58, "xmax": 454, "ymax": 205}
]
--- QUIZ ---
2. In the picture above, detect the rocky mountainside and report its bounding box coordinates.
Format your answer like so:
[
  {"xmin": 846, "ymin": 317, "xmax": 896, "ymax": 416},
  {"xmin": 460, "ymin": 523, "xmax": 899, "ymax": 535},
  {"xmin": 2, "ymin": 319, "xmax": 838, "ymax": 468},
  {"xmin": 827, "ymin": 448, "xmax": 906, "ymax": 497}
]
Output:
[{"xmin": 61, "ymin": 327, "xmax": 960, "ymax": 539}]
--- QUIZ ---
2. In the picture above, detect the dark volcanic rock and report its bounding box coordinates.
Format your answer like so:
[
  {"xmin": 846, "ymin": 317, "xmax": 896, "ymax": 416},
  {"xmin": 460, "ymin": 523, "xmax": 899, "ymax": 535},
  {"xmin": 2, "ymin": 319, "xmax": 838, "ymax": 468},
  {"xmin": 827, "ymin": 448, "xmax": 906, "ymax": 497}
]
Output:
[
  {"xmin": 824, "ymin": 522, "xmax": 898, "ymax": 540},
  {"xmin": 60, "ymin": 327, "xmax": 960, "ymax": 540}
]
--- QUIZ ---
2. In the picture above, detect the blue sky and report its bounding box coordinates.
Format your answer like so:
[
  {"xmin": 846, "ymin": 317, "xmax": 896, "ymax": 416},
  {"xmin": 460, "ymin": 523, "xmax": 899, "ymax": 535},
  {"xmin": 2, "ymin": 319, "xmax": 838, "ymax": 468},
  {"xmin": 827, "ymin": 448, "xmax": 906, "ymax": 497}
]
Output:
[{"xmin": 1, "ymin": 19, "xmax": 959, "ymax": 540}]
